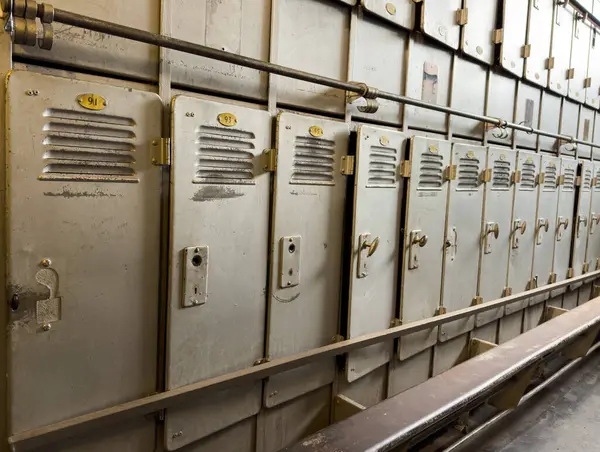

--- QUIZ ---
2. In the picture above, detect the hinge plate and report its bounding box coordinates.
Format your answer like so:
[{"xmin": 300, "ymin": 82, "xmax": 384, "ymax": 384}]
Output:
[
  {"xmin": 263, "ymin": 148, "xmax": 278, "ymax": 172},
  {"xmin": 151, "ymin": 138, "xmax": 171, "ymax": 166},
  {"xmin": 493, "ymin": 29, "xmax": 504, "ymax": 44},
  {"xmin": 536, "ymin": 172, "xmax": 545, "ymax": 186},
  {"xmin": 548, "ymin": 273, "xmax": 557, "ymax": 284},
  {"xmin": 546, "ymin": 57, "xmax": 555, "ymax": 70},
  {"xmin": 567, "ymin": 268, "xmax": 574, "ymax": 278},
  {"xmin": 390, "ymin": 318, "xmax": 402, "ymax": 328},
  {"xmin": 522, "ymin": 44, "xmax": 531, "ymax": 58},
  {"xmin": 584, "ymin": 77, "xmax": 592, "ymax": 88},
  {"xmin": 593, "ymin": 177, "xmax": 598, "ymax": 187},
  {"xmin": 400, "ymin": 161, "xmax": 411, "ymax": 178},
  {"xmin": 472, "ymin": 296, "xmax": 483, "ymax": 305},
  {"xmin": 332, "ymin": 334, "xmax": 345, "ymax": 343},
  {"xmin": 512, "ymin": 170, "xmax": 521, "ymax": 184},
  {"xmin": 576, "ymin": 175, "xmax": 582, "ymax": 186},
  {"xmin": 341, "ymin": 155, "xmax": 355, "ymax": 176},
  {"xmin": 444, "ymin": 164, "xmax": 457, "ymax": 181},
  {"xmin": 583, "ymin": 262, "xmax": 590, "ymax": 273},
  {"xmin": 557, "ymin": 174, "xmax": 565, "ymax": 186},
  {"xmin": 456, "ymin": 8, "xmax": 468, "ymax": 25},
  {"xmin": 480, "ymin": 168, "xmax": 492, "ymax": 183},
  {"xmin": 567, "ymin": 68, "xmax": 575, "ymax": 80},
  {"xmin": 503, "ymin": 287, "xmax": 513, "ymax": 297},
  {"xmin": 436, "ymin": 306, "xmax": 447, "ymax": 316}
]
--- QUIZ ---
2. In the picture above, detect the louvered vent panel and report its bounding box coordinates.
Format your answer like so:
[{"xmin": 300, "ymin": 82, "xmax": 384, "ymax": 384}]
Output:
[
  {"xmin": 563, "ymin": 167, "xmax": 576, "ymax": 191},
  {"xmin": 543, "ymin": 165, "xmax": 557, "ymax": 191},
  {"xmin": 291, "ymin": 136, "xmax": 335, "ymax": 185},
  {"xmin": 40, "ymin": 109, "xmax": 138, "ymax": 183},
  {"xmin": 195, "ymin": 125, "xmax": 255, "ymax": 185},
  {"xmin": 418, "ymin": 153, "xmax": 444, "ymax": 189},
  {"xmin": 492, "ymin": 159, "xmax": 511, "ymax": 189},
  {"xmin": 583, "ymin": 168, "xmax": 592, "ymax": 191},
  {"xmin": 367, "ymin": 145, "xmax": 398, "ymax": 187},
  {"xmin": 595, "ymin": 168, "xmax": 600, "ymax": 192},
  {"xmin": 520, "ymin": 161, "xmax": 536, "ymax": 190},
  {"xmin": 457, "ymin": 157, "xmax": 480, "ymax": 190}
]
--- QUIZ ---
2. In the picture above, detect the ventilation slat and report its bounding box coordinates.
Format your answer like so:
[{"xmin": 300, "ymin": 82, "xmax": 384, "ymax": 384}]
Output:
[
  {"xmin": 492, "ymin": 159, "xmax": 511, "ymax": 190},
  {"xmin": 595, "ymin": 168, "xmax": 600, "ymax": 192},
  {"xmin": 520, "ymin": 161, "xmax": 536, "ymax": 190},
  {"xmin": 418, "ymin": 153, "xmax": 444, "ymax": 189},
  {"xmin": 367, "ymin": 144, "xmax": 398, "ymax": 188},
  {"xmin": 291, "ymin": 136, "xmax": 335, "ymax": 185},
  {"xmin": 583, "ymin": 168, "xmax": 593, "ymax": 191},
  {"xmin": 457, "ymin": 157, "xmax": 480, "ymax": 190},
  {"xmin": 563, "ymin": 167, "xmax": 576, "ymax": 191},
  {"xmin": 543, "ymin": 165, "xmax": 557, "ymax": 191}
]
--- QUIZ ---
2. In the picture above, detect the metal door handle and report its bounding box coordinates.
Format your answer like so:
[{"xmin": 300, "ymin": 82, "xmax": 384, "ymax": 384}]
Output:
[
  {"xmin": 362, "ymin": 236, "xmax": 380, "ymax": 257},
  {"xmin": 485, "ymin": 222, "xmax": 499, "ymax": 239},
  {"xmin": 538, "ymin": 218, "xmax": 549, "ymax": 233},
  {"xmin": 557, "ymin": 217, "xmax": 569, "ymax": 231},
  {"xmin": 413, "ymin": 234, "xmax": 428, "ymax": 247},
  {"xmin": 513, "ymin": 220, "xmax": 527, "ymax": 235}
]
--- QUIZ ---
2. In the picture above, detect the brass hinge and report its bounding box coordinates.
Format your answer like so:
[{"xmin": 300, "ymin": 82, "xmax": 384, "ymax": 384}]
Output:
[
  {"xmin": 503, "ymin": 287, "xmax": 513, "ymax": 297},
  {"xmin": 493, "ymin": 29, "xmax": 504, "ymax": 44},
  {"xmin": 546, "ymin": 57, "xmax": 555, "ymax": 70},
  {"xmin": 548, "ymin": 273, "xmax": 557, "ymax": 284},
  {"xmin": 576, "ymin": 175, "xmax": 582, "ymax": 186},
  {"xmin": 263, "ymin": 148, "xmax": 278, "ymax": 172},
  {"xmin": 596, "ymin": 257, "xmax": 600, "ymax": 270},
  {"xmin": 480, "ymin": 168, "xmax": 492, "ymax": 183},
  {"xmin": 472, "ymin": 296, "xmax": 483, "ymax": 305},
  {"xmin": 584, "ymin": 77, "xmax": 592, "ymax": 88},
  {"xmin": 456, "ymin": 8, "xmax": 468, "ymax": 25},
  {"xmin": 341, "ymin": 155, "xmax": 355, "ymax": 176},
  {"xmin": 593, "ymin": 177, "xmax": 598, "ymax": 187},
  {"xmin": 444, "ymin": 164, "xmax": 457, "ymax": 181},
  {"xmin": 151, "ymin": 138, "xmax": 171, "ymax": 166},
  {"xmin": 400, "ymin": 160, "xmax": 412, "ymax": 178},
  {"xmin": 436, "ymin": 306, "xmax": 448, "ymax": 316},
  {"xmin": 332, "ymin": 334, "xmax": 345, "ymax": 343},
  {"xmin": 522, "ymin": 44, "xmax": 531, "ymax": 58},
  {"xmin": 567, "ymin": 68, "xmax": 575, "ymax": 80},
  {"xmin": 567, "ymin": 268, "xmax": 574, "ymax": 278},
  {"xmin": 536, "ymin": 172, "xmax": 545, "ymax": 186},
  {"xmin": 557, "ymin": 174, "xmax": 565, "ymax": 186},
  {"xmin": 253, "ymin": 357, "xmax": 270, "ymax": 366},
  {"xmin": 512, "ymin": 170, "xmax": 521, "ymax": 184},
  {"xmin": 583, "ymin": 262, "xmax": 590, "ymax": 273},
  {"xmin": 390, "ymin": 318, "xmax": 402, "ymax": 328}
]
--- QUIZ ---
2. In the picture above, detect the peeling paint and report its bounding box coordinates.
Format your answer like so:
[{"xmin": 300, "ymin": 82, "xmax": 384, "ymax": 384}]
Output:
[
  {"xmin": 192, "ymin": 186, "xmax": 244, "ymax": 202},
  {"xmin": 44, "ymin": 188, "xmax": 118, "ymax": 198}
]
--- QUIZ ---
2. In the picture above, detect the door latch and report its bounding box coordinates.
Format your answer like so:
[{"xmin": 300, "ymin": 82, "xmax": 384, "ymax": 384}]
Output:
[
  {"xmin": 358, "ymin": 233, "xmax": 380, "ymax": 278},
  {"xmin": 279, "ymin": 236, "xmax": 301, "ymax": 288},
  {"xmin": 512, "ymin": 219, "xmax": 527, "ymax": 249},
  {"xmin": 445, "ymin": 227, "xmax": 458, "ymax": 261},
  {"xmin": 590, "ymin": 213, "xmax": 600, "ymax": 235},
  {"xmin": 408, "ymin": 230, "xmax": 428, "ymax": 270},
  {"xmin": 556, "ymin": 216, "xmax": 569, "ymax": 241},
  {"xmin": 577, "ymin": 215, "xmax": 588, "ymax": 238},
  {"xmin": 181, "ymin": 246, "xmax": 209, "ymax": 308},
  {"xmin": 483, "ymin": 222, "xmax": 499, "ymax": 254},
  {"xmin": 536, "ymin": 218, "xmax": 549, "ymax": 245}
]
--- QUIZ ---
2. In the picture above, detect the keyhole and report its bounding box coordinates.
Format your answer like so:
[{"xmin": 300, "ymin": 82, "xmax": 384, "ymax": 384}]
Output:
[
  {"xmin": 288, "ymin": 269, "xmax": 293, "ymax": 276},
  {"xmin": 192, "ymin": 255, "xmax": 203, "ymax": 267},
  {"xmin": 288, "ymin": 243, "xmax": 296, "ymax": 253},
  {"xmin": 194, "ymin": 286, "xmax": 198, "ymax": 295}
]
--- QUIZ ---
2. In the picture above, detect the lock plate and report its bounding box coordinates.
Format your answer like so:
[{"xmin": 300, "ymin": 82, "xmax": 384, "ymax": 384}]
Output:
[
  {"xmin": 279, "ymin": 236, "xmax": 301, "ymax": 288},
  {"xmin": 358, "ymin": 233, "xmax": 371, "ymax": 279},
  {"xmin": 484, "ymin": 222, "xmax": 499, "ymax": 255},
  {"xmin": 181, "ymin": 246, "xmax": 209, "ymax": 308},
  {"xmin": 408, "ymin": 229, "xmax": 425, "ymax": 270},
  {"xmin": 556, "ymin": 216, "xmax": 568, "ymax": 242},
  {"xmin": 512, "ymin": 219, "xmax": 525, "ymax": 249}
]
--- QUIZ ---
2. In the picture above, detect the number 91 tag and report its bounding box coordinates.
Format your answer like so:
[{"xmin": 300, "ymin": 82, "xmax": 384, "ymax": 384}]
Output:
[{"xmin": 77, "ymin": 94, "xmax": 107, "ymax": 111}]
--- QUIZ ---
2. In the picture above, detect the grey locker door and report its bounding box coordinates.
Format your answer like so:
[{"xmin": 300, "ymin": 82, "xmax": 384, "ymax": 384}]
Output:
[
  {"xmin": 165, "ymin": 98, "xmax": 271, "ymax": 450},
  {"xmin": 568, "ymin": 14, "xmax": 592, "ymax": 102},
  {"xmin": 6, "ymin": 71, "xmax": 162, "ymax": 438},
  {"xmin": 419, "ymin": 0, "xmax": 462, "ymax": 50},
  {"xmin": 476, "ymin": 148, "xmax": 517, "ymax": 327},
  {"xmin": 345, "ymin": 127, "xmax": 406, "ymax": 383},
  {"xmin": 586, "ymin": 28, "xmax": 600, "ymax": 109},
  {"xmin": 577, "ymin": 107, "xmax": 595, "ymax": 159},
  {"xmin": 549, "ymin": 3, "xmax": 575, "ymax": 96},
  {"xmin": 498, "ymin": 0, "xmax": 530, "ymax": 77},
  {"xmin": 461, "ymin": 0, "xmax": 499, "ymax": 65},
  {"xmin": 570, "ymin": 161, "xmax": 594, "ymax": 282},
  {"xmin": 586, "ymin": 162, "xmax": 600, "ymax": 270},
  {"xmin": 398, "ymin": 136, "xmax": 451, "ymax": 360},
  {"xmin": 362, "ymin": 0, "xmax": 414, "ymax": 30},
  {"xmin": 440, "ymin": 144, "xmax": 486, "ymax": 342},
  {"xmin": 265, "ymin": 113, "xmax": 350, "ymax": 407},
  {"xmin": 514, "ymin": 82, "xmax": 542, "ymax": 149},
  {"xmin": 524, "ymin": 0, "xmax": 554, "ymax": 87}
]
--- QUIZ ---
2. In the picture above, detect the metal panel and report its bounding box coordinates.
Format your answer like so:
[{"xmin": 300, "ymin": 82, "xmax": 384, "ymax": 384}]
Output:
[
  {"xmin": 14, "ymin": 0, "xmax": 158, "ymax": 80},
  {"xmin": 6, "ymin": 71, "xmax": 162, "ymax": 434},
  {"xmin": 594, "ymin": 112, "xmax": 600, "ymax": 160},
  {"xmin": 461, "ymin": 0, "xmax": 499, "ymax": 65},
  {"xmin": 345, "ymin": 127, "xmax": 405, "ymax": 382},
  {"xmin": 439, "ymin": 144, "xmax": 486, "ymax": 342},
  {"xmin": 568, "ymin": 14, "xmax": 592, "ymax": 102},
  {"xmin": 578, "ymin": 282, "xmax": 593, "ymax": 304},
  {"xmin": 586, "ymin": 162, "xmax": 600, "ymax": 270},
  {"xmin": 563, "ymin": 289, "xmax": 579, "ymax": 309},
  {"xmin": 559, "ymin": 100, "xmax": 580, "ymax": 157},
  {"xmin": 476, "ymin": 147, "xmax": 516, "ymax": 327},
  {"xmin": 498, "ymin": 310, "xmax": 523, "ymax": 343},
  {"xmin": 585, "ymin": 28, "xmax": 600, "ymax": 108},
  {"xmin": 338, "ymin": 364, "xmax": 387, "ymax": 408},
  {"xmin": 277, "ymin": 0, "xmax": 349, "ymax": 113},
  {"xmin": 538, "ymin": 92, "xmax": 562, "ymax": 152},
  {"xmin": 362, "ymin": 0, "xmax": 414, "ymax": 30},
  {"xmin": 549, "ymin": 3, "xmax": 574, "ymax": 97},
  {"xmin": 578, "ymin": 107, "xmax": 596, "ymax": 159},
  {"xmin": 405, "ymin": 35, "xmax": 453, "ymax": 132},
  {"xmin": 180, "ymin": 417, "xmax": 255, "ymax": 452},
  {"xmin": 419, "ymin": 0, "xmax": 462, "ymax": 50},
  {"xmin": 432, "ymin": 334, "xmax": 468, "ymax": 376},
  {"xmin": 486, "ymin": 71, "xmax": 516, "ymax": 146},
  {"xmin": 523, "ymin": 302, "xmax": 545, "ymax": 331},
  {"xmin": 524, "ymin": 0, "xmax": 553, "ymax": 87},
  {"xmin": 570, "ymin": 161, "xmax": 594, "ymax": 282},
  {"xmin": 170, "ymin": 0, "xmax": 271, "ymax": 100},
  {"xmin": 473, "ymin": 322, "xmax": 498, "ymax": 343},
  {"xmin": 595, "ymin": 0, "xmax": 600, "ymax": 20},
  {"xmin": 265, "ymin": 113, "xmax": 349, "ymax": 407},
  {"xmin": 388, "ymin": 348, "xmax": 432, "ymax": 396},
  {"xmin": 514, "ymin": 82, "xmax": 541, "ymax": 149},
  {"xmin": 497, "ymin": 0, "xmax": 529, "ymax": 77},
  {"xmin": 166, "ymin": 98, "xmax": 271, "ymax": 449},
  {"xmin": 449, "ymin": 57, "xmax": 486, "ymax": 139},
  {"xmin": 398, "ymin": 136, "xmax": 451, "ymax": 360},
  {"xmin": 348, "ymin": 12, "xmax": 407, "ymax": 126}
]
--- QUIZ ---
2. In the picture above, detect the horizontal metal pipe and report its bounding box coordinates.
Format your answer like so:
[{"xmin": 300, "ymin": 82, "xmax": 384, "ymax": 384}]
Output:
[{"xmin": 8, "ymin": 270, "xmax": 600, "ymax": 451}]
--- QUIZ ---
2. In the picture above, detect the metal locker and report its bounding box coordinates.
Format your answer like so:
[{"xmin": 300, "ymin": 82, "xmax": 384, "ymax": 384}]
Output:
[
  {"xmin": 497, "ymin": 0, "xmax": 530, "ymax": 77},
  {"xmin": 569, "ymin": 161, "xmax": 594, "ymax": 287},
  {"xmin": 514, "ymin": 82, "xmax": 541, "ymax": 149},
  {"xmin": 439, "ymin": 144, "xmax": 486, "ymax": 342},
  {"xmin": 548, "ymin": 2, "xmax": 574, "ymax": 97},
  {"xmin": 499, "ymin": 311, "xmax": 524, "ymax": 343},
  {"xmin": 461, "ymin": 0, "xmax": 499, "ymax": 66},
  {"xmin": 538, "ymin": 91, "xmax": 562, "ymax": 152},
  {"xmin": 594, "ymin": 112, "xmax": 600, "ymax": 160},
  {"xmin": 568, "ymin": 13, "xmax": 592, "ymax": 102},
  {"xmin": 486, "ymin": 71, "xmax": 516, "ymax": 146},
  {"xmin": 449, "ymin": 56, "xmax": 487, "ymax": 139},
  {"xmin": 398, "ymin": 136, "xmax": 451, "ymax": 360},
  {"xmin": 578, "ymin": 106, "xmax": 596, "ymax": 159},
  {"xmin": 524, "ymin": 0, "xmax": 554, "ymax": 87},
  {"xmin": 586, "ymin": 162, "xmax": 600, "ymax": 270},
  {"xmin": 432, "ymin": 334, "xmax": 469, "ymax": 376},
  {"xmin": 417, "ymin": 0, "xmax": 462, "ymax": 50},
  {"xmin": 265, "ymin": 113, "xmax": 349, "ymax": 407},
  {"xmin": 559, "ymin": 100, "xmax": 580, "ymax": 157},
  {"xmin": 476, "ymin": 148, "xmax": 517, "ymax": 327},
  {"xmin": 345, "ymin": 127, "xmax": 406, "ymax": 383},
  {"xmin": 388, "ymin": 348, "xmax": 432, "ymax": 396},
  {"xmin": 170, "ymin": 0, "xmax": 271, "ymax": 100},
  {"xmin": 585, "ymin": 28, "xmax": 600, "ymax": 109},
  {"xmin": 361, "ymin": 0, "xmax": 415, "ymax": 30},
  {"xmin": 523, "ymin": 302, "xmax": 545, "ymax": 331},
  {"xmin": 165, "ymin": 98, "xmax": 271, "ymax": 449},
  {"xmin": 405, "ymin": 35, "xmax": 453, "ymax": 133},
  {"xmin": 348, "ymin": 11, "xmax": 407, "ymax": 126},
  {"xmin": 5, "ymin": 71, "xmax": 162, "ymax": 436},
  {"xmin": 277, "ymin": 0, "xmax": 350, "ymax": 114}
]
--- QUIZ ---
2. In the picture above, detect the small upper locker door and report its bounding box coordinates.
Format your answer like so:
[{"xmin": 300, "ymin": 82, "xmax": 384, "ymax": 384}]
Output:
[
  {"xmin": 586, "ymin": 162, "xmax": 600, "ymax": 271},
  {"xmin": 548, "ymin": 2, "xmax": 575, "ymax": 96},
  {"xmin": 497, "ymin": 0, "xmax": 530, "ymax": 77},
  {"xmin": 523, "ymin": 0, "xmax": 553, "ymax": 87},
  {"xmin": 165, "ymin": 98, "xmax": 271, "ymax": 450},
  {"xmin": 398, "ymin": 136, "xmax": 451, "ymax": 360},
  {"xmin": 461, "ymin": 0, "xmax": 499, "ymax": 66},
  {"xmin": 5, "ymin": 71, "xmax": 162, "ymax": 438},
  {"xmin": 417, "ymin": 0, "xmax": 462, "ymax": 50},
  {"xmin": 265, "ymin": 114, "xmax": 350, "ymax": 407}
]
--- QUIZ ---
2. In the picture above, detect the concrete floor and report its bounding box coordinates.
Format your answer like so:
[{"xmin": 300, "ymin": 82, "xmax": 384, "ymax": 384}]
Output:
[{"xmin": 474, "ymin": 351, "xmax": 600, "ymax": 452}]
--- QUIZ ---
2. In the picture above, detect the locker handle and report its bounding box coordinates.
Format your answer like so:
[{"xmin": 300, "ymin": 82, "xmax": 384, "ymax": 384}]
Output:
[
  {"xmin": 590, "ymin": 214, "xmax": 600, "ymax": 235},
  {"xmin": 486, "ymin": 223, "xmax": 499, "ymax": 239},
  {"xmin": 538, "ymin": 218, "xmax": 549, "ymax": 233},
  {"xmin": 362, "ymin": 236, "xmax": 380, "ymax": 257},
  {"xmin": 577, "ymin": 216, "xmax": 588, "ymax": 238},
  {"xmin": 412, "ymin": 234, "xmax": 428, "ymax": 247}
]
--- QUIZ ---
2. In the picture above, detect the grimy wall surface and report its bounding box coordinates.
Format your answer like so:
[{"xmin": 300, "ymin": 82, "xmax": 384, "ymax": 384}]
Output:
[{"xmin": 2, "ymin": 0, "xmax": 600, "ymax": 451}]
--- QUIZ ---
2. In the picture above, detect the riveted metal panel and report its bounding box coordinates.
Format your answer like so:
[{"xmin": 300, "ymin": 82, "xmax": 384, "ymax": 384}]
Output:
[
  {"xmin": 476, "ymin": 147, "xmax": 516, "ymax": 327},
  {"xmin": 265, "ymin": 113, "xmax": 349, "ymax": 407},
  {"xmin": 524, "ymin": 0, "xmax": 553, "ymax": 87},
  {"xmin": 339, "ymin": 364, "xmax": 387, "ymax": 408},
  {"xmin": 559, "ymin": 100, "xmax": 580, "ymax": 157},
  {"xmin": 549, "ymin": 3, "xmax": 574, "ymax": 96},
  {"xmin": 450, "ymin": 57, "xmax": 486, "ymax": 139},
  {"xmin": 523, "ymin": 302, "xmax": 545, "ymax": 331},
  {"xmin": 585, "ymin": 162, "xmax": 600, "ymax": 268},
  {"xmin": 439, "ymin": 144, "xmax": 486, "ymax": 342},
  {"xmin": 398, "ymin": 136, "xmax": 450, "ymax": 360},
  {"xmin": 6, "ymin": 71, "xmax": 162, "ymax": 435},
  {"xmin": 362, "ymin": 0, "xmax": 414, "ymax": 30},
  {"xmin": 14, "ymin": 0, "xmax": 158, "ymax": 80},
  {"xmin": 345, "ymin": 127, "xmax": 405, "ymax": 382},
  {"xmin": 486, "ymin": 71, "xmax": 516, "ymax": 146},
  {"xmin": 388, "ymin": 348, "xmax": 432, "ymax": 396},
  {"xmin": 578, "ymin": 106, "xmax": 596, "ymax": 159},
  {"xmin": 497, "ymin": 0, "xmax": 529, "ymax": 77},
  {"xmin": 170, "ymin": 0, "xmax": 271, "ymax": 100},
  {"xmin": 570, "ymin": 161, "xmax": 594, "ymax": 283},
  {"xmin": 277, "ymin": 0, "xmax": 349, "ymax": 114},
  {"xmin": 585, "ymin": 28, "xmax": 600, "ymax": 108},
  {"xmin": 498, "ymin": 310, "xmax": 523, "ymax": 343},
  {"xmin": 181, "ymin": 417, "xmax": 256, "ymax": 452},
  {"xmin": 568, "ymin": 14, "xmax": 592, "ymax": 102},
  {"xmin": 563, "ymin": 289, "xmax": 579, "ymax": 309},
  {"xmin": 165, "ymin": 98, "xmax": 271, "ymax": 449},
  {"xmin": 539, "ymin": 92, "xmax": 562, "ymax": 152},
  {"xmin": 514, "ymin": 82, "xmax": 541, "ymax": 149},
  {"xmin": 419, "ymin": 0, "xmax": 462, "ymax": 50},
  {"xmin": 473, "ymin": 322, "xmax": 498, "ymax": 343},
  {"xmin": 348, "ymin": 12, "xmax": 407, "ymax": 126},
  {"xmin": 461, "ymin": 0, "xmax": 499, "ymax": 65},
  {"xmin": 405, "ymin": 35, "xmax": 453, "ymax": 132},
  {"xmin": 432, "ymin": 334, "xmax": 468, "ymax": 376}
]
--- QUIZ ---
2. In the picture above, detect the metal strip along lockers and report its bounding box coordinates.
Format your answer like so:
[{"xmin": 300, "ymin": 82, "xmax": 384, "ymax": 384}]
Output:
[
  {"xmin": 5, "ymin": 71, "xmax": 162, "ymax": 446},
  {"xmin": 265, "ymin": 113, "xmax": 350, "ymax": 407},
  {"xmin": 398, "ymin": 136, "xmax": 451, "ymax": 361},
  {"xmin": 439, "ymin": 144, "xmax": 487, "ymax": 343},
  {"xmin": 587, "ymin": 162, "xmax": 600, "ymax": 272},
  {"xmin": 476, "ymin": 147, "xmax": 517, "ymax": 328},
  {"xmin": 165, "ymin": 98, "xmax": 271, "ymax": 450},
  {"xmin": 345, "ymin": 126, "xmax": 406, "ymax": 383}
]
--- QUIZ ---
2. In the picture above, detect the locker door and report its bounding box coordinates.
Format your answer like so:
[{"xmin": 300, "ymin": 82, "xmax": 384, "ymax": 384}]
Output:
[
  {"xmin": 265, "ymin": 114, "xmax": 349, "ymax": 407},
  {"xmin": 165, "ymin": 98, "xmax": 271, "ymax": 450},
  {"xmin": 486, "ymin": 72, "xmax": 516, "ymax": 147},
  {"xmin": 585, "ymin": 28, "xmax": 600, "ymax": 109},
  {"xmin": 577, "ymin": 106, "xmax": 595, "ymax": 159},
  {"xmin": 5, "ymin": 71, "xmax": 162, "ymax": 440},
  {"xmin": 398, "ymin": 136, "xmax": 451, "ymax": 360},
  {"xmin": 419, "ymin": 0, "xmax": 462, "ymax": 50},
  {"xmin": 549, "ymin": 3, "xmax": 574, "ymax": 97},
  {"xmin": 498, "ymin": 0, "xmax": 530, "ymax": 77},
  {"xmin": 559, "ymin": 100, "xmax": 580, "ymax": 158},
  {"xmin": 524, "ymin": 0, "xmax": 554, "ymax": 87},
  {"xmin": 586, "ymin": 162, "xmax": 600, "ymax": 270},
  {"xmin": 362, "ymin": 0, "xmax": 414, "ymax": 30},
  {"xmin": 568, "ymin": 13, "xmax": 592, "ymax": 102},
  {"xmin": 450, "ymin": 57, "xmax": 487, "ymax": 139},
  {"xmin": 476, "ymin": 148, "xmax": 516, "ymax": 327},
  {"xmin": 462, "ymin": 0, "xmax": 499, "ymax": 65},
  {"xmin": 439, "ymin": 144, "xmax": 486, "ymax": 342},
  {"xmin": 539, "ymin": 91, "xmax": 562, "ymax": 152},
  {"xmin": 345, "ymin": 127, "xmax": 406, "ymax": 383},
  {"xmin": 514, "ymin": 82, "xmax": 541, "ymax": 149},
  {"xmin": 570, "ymin": 161, "xmax": 594, "ymax": 279}
]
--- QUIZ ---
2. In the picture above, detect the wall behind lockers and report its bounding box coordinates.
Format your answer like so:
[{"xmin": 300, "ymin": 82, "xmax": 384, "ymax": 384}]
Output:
[{"xmin": 3, "ymin": 0, "xmax": 600, "ymax": 451}]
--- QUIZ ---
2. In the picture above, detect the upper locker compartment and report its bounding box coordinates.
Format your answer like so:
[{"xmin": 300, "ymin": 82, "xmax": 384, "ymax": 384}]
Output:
[
  {"xmin": 496, "ymin": 0, "xmax": 530, "ymax": 77},
  {"xmin": 5, "ymin": 71, "xmax": 162, "ymax": 439},
  {"xmin": 345, "ymin": 127, "xmax": 406, "ymax": 383},
  {"xmin": 524, "ymin": 0, "xmax": 554, "ymax": 87},
  {"xmin": 568, "ymin": 11, "xmax": 592, "ymax": 103},
  {"xmin": 549, "ymin": 2, "xmax": 575, "ymax": 96},
  {"xmin": 415, "ymin": 0, "xmax": 462, "ymax": 50},
  {"xmin": 170, "ymin": 0, "xmax": 272, "ymax": 100},
  {"xmin": 586, "ymin": 27, "xmax": 600, "ymax": 109},
  {"xmin": 265, "ymin": 113, "xmax": 349, "ymax": 407},
  {"xmin": 165, "ymin": 98, "xmax": 271, "ymax": 450},
  {"xmin": 514, "ymin": 81, "xmax": 541, "ymax": 150},
  {"xmin": 399, "ymin": 136, "xmax": 451, "ymax": 360},
  {"xmin": 486, "ymin": 71, "xmax": 517, "ymax": 147},
  {"xmin": 450, "ymin": 56, "xmax": 487, "ymax": 139},
  {"xmin": 461, "ymin": 0, "xmax": 500, "ymax": 65},
  {"xmin": 14, "ymin": 0, "xmax": 158, "ymax": 80},
  {"xmin": 361, "ymin": 0, "xmax": 415, "ymax": 30}
]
